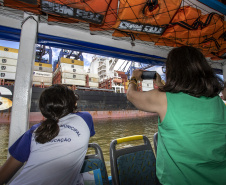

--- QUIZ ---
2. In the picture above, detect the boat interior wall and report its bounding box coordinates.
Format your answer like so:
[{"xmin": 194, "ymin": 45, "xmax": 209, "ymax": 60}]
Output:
[{"xmin": 0, "ymin": 0, "xmax": 225, "ymax": 72}]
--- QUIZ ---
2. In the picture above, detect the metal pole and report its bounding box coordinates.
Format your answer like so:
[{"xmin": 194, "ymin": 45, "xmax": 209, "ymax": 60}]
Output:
[
  {"xmin": 8, "ymin": 13, "xmax": 38, "ymax": 148},
  {"xmin": 222, "ymin": 61, "xmax": 226, "ymax": 82}
]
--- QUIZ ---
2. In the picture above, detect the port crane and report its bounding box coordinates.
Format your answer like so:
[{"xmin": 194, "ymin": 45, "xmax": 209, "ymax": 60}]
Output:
[
  {"xmin": 53, "ymin": 49, "xmax": 83, "ymax": 71},
  {"xmin": 58, "ymin": 49, "xmax": 83, "ymax": 61},
  {"xmin": 35, "ymin": 45, "xmax": 52, "ymax": 64}
]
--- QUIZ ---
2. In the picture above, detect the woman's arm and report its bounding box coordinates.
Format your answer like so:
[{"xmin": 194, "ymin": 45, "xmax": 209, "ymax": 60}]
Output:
[
  {"xmin": 0, "ymin": 156, "xmax": 24, "ymax": 185},
  {"xmin": 222, "ymin": 82, "xmax": 226, "ymax": 100},
  {"xmin": 127, "ymin": 69, "xmax": 167, "ymax": 121}
]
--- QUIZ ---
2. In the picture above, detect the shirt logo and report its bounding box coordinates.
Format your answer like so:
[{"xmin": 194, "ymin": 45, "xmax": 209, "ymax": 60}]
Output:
[{"xmin": 60, "ymin": 124, "xmax": 81, "ymax": 136}]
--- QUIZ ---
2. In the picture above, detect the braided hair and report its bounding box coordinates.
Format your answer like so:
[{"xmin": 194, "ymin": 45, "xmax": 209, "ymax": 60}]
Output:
[{"xmin": 35, "ymin": 84, "xmax": 79, "ymax": 144}]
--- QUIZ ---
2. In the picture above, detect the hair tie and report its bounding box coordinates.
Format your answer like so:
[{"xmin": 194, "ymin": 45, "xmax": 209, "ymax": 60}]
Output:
[{"xmin": 49, "ymin": 117, "xmax": 59, "ymax": 122}]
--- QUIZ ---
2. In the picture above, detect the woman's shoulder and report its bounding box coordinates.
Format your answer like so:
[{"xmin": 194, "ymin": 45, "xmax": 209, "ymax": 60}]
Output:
[
  {"xmin": 72, "ymin": 112, "xmax": 93, "ymax": 123},
  {"xmin": 29, "ymin": 123, "xmax": 41, "ymax": 133},
  {"xmin": 72, "ymin": 112, "xmax": 95, "ymax": 136},
  {"xmin": 74, "ymin": 111, "xmax": 92, "ymax": 118}
]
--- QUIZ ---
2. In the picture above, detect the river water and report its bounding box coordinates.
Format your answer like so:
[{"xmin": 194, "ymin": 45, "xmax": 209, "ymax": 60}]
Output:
[{"xmin": 0, "ymin": 115, "xmax": 158, "ymax": 175}]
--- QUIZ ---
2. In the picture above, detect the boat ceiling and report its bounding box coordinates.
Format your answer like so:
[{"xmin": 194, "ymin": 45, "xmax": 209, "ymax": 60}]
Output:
[{"xmin": 0, "ymin": 0, "xmax": 225, "ymax": 73}]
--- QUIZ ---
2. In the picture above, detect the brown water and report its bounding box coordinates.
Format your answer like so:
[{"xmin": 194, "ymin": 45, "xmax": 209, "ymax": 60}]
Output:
[{"xmin": 0, "ymin": 116, "xmax": 158, "ymax": 175}]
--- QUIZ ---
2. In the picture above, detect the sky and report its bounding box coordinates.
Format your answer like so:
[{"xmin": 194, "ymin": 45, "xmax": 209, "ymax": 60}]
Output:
[{"xmin": 0, "ymin": 40, "xmax": 19, "ymax": 49}]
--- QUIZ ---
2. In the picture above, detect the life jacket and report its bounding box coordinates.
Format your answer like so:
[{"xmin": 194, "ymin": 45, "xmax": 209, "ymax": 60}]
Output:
[
  {"xmin": 48, "ymin": 15, "xmax": 79, "ymax": 23},
  {"xmin": 41, "ymin": 0, "xmax": 112, "ymax": 25},
  {"xmin": 156, "ymin": 7, "xmax": 225, "ymax": 58},
  {"xmin": 112, "ymin": 30, "xmax": 160, "ymax": 44},
  {"xmin": 203, "ymin": 31, "xmax": 226, "ymax": 60},
  {"xmin": 155, "ymin": 38, "xmax": 183, "ymax": 47},
  {"xmin": 192, "ymin": 22, "xmax": 225, "ymax": 59},
  {"xmin": 161, "ymin": 10, "xmax": 225, "ymax": 47},
  {"xmin": 155, "ymin": 6, "xmax": 201, "ymax": 47},
  {"xmin": 158, "ymin": 6, "xmax": 201, "ymax": 45},
  {"xmin": 136, "ymin": 33, "xmax": 160, "ymax": 43},
  {"xmin": 170, "ymin": 6, "xmax": 202, "ymax": 25},
  {"xmin": 4, "ymin": 0, "xmax": 41, "ymax": 15},
  {"xmin": 89, "ymin": 0, "xmax": 118, "ymax": 32},
  {"xmin": 112, "ymin": 7, "xmax": 200, "ymax": 46},
  {"xmin": 191, "ymin": 35, "xmax": 226, "ymax": 59},
  {"xmin": 213, "ymin": 29, "xmax": 226, "ymax": 60},
  {"xmin": 113, "ymin": 0, "xmax": 182, "ymax": 35}
]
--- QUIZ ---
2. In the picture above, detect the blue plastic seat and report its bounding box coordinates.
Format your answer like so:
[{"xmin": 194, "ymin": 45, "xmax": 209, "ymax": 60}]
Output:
[
  {"xmin": 153, "ymin": 132, "xmax": 158, "ymax": 154},
  {"xmin": 80, "ymin": 143, "xmax": 109, "ymax": 185},
  {"xmin": 110, "ymin": 135, "xmax": 158, "ymax": 185}
]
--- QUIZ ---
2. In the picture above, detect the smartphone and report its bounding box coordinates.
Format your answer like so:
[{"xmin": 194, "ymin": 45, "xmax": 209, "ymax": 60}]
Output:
[{"xmin": 141, "ymin": 71, "xmax": 156, "ymax": 79}]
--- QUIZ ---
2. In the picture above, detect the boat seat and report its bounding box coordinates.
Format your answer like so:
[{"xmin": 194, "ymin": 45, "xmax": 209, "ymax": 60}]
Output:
[
  {"xmin": 110, "ymin": 135, "xmax": 158, "ymax": 185},
  {"xmin": 80, "ymin": 143, "xmax": 109, "ymax": 185},
  {"xmin": 153, "ymin": 132, "xmax": 158, "ymax": 154}
]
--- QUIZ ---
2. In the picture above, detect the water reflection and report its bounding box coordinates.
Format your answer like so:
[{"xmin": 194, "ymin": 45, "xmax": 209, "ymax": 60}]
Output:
[
  {"xmin": 0, "ymin": 124, "xmax": 9, "ymax": 165},
  {"xmin": 0, "ymin": 116, "xmax": 158, "ymax": 176}
]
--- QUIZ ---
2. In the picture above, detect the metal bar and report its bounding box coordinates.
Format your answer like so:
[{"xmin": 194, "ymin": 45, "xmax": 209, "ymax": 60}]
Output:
[
  {"xmin": 8, "ymin": 13, "xmax": 38, "ymax": 148},
  {"xmin": 197, "ymin": 0, "xmax": 226, "ymax": 15},
  {"xmin": 223, "ymin": 62, "xmax": 226, "ymax": 82},
  {"xmin": 0, "ymin": 12, "xmax": 168, "ymax": 59}
]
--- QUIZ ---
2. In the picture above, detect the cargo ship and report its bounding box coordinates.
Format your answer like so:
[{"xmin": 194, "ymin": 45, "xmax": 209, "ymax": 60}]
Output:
[{"xmin": 0, "ymin": 46, "xmax": 156, "ymax": 123}]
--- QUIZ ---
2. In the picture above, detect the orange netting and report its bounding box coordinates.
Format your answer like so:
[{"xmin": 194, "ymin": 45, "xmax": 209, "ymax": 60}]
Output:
[{"xmin": 2, "ymin": 0, "xmax": 226, "ymax": 60}]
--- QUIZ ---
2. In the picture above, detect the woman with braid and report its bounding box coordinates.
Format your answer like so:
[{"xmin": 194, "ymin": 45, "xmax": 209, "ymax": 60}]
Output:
[{"xmin": 0, "ymin": 84, "xmax": 95, "ymax": 185}]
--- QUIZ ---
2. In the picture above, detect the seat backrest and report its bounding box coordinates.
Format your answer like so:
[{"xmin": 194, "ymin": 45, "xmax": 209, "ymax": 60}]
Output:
[
  {"xmin": 110, "ymin": 135, "xmax": 157, "ymax": 185},
  {"xmin": 81, "ymin": 143, "xmax": 109, "ymax": 185},
  {"xmin": 153, "ymin": 132, "xmax": 158, "ymax": 154}
]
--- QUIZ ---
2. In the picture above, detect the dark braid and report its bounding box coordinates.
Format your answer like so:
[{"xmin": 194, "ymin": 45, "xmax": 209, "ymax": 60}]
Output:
[{"xmin": 35, "ymin": 84, "xmax": 79, "ymax": 144}]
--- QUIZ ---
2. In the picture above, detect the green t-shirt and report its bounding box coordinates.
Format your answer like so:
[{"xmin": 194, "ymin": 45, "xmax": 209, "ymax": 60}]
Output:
[{"xmin": 157, "ymin": 92, "xmax": 226, "ymax": 185}]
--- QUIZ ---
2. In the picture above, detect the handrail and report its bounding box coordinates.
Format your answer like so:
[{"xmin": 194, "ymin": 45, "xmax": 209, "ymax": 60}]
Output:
[{"xmin": 116, "ymin": 135, "xmax": 143, "ymax": 144}]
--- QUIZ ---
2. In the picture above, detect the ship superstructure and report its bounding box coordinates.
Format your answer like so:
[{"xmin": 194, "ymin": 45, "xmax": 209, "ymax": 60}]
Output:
[
  {"xmin": 88, "ymin": 55, "xmax": 155, "ymax": 93},
  {"xmin": 89, "ymin": 56, "xmax": 127, "ymax": 93}
]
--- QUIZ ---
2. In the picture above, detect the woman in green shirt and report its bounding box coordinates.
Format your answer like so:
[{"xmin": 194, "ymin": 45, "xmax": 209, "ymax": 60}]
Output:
[{"xmin": 127, "ymin": 46, "xmax": 226, "ymax": 185}]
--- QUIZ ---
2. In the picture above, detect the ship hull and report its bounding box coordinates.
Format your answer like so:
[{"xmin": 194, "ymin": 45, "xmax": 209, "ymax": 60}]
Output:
[{"xmin": 0, "ymin": 86, "xmax": 156, "ymax": 123}]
